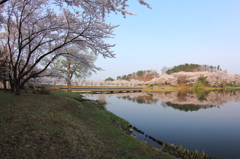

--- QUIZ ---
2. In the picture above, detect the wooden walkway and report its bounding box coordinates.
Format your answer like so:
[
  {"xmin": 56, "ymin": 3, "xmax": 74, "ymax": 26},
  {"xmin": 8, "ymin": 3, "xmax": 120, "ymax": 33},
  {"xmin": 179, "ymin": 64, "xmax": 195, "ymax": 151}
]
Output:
[{"xmin": 48, "ymin": 86, "xmax": 143, "ymax": 94}]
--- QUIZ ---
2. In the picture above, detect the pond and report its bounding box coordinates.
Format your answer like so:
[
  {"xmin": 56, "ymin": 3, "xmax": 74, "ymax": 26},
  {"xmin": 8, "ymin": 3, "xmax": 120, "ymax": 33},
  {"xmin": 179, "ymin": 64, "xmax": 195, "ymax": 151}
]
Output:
[{"xmin": 83, "ymin": 90, "xmax": 240, "ymax": 159}]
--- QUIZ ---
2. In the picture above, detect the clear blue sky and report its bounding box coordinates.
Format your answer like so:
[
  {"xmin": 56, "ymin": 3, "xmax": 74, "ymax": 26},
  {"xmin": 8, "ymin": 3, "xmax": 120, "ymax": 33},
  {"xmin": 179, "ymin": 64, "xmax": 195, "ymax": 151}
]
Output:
[{"xmin": 90, "ymin": 0, "xmax": 240, "ymax": 80}]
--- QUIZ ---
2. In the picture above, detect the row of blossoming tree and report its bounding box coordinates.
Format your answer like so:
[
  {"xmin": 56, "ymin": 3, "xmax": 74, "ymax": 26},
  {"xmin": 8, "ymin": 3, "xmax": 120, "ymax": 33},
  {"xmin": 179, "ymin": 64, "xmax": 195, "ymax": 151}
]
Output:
[{"xmin": 37, "ymin": 70, "xmax": 240, "ymax": 87}]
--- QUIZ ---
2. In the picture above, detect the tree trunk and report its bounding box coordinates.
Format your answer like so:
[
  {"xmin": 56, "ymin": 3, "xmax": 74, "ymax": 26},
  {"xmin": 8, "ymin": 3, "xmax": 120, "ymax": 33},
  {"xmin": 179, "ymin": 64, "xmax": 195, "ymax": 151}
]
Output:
[
  {"xmin": 67, "ymin": 61, "xmax": 72, "ymax": 92},
  {"xmin": 15, "ymin": 88, "xmax": 21, "ymax": 95},
  {"xmin": 9, "ymin": 76, "xmax": 14, "ymax": 93},
  {"xmin": 14, "ymin": 79, "xmax": 21, "ymax": 95},
  {"xmin": 67, "ymin": 81, "xmax": 72, "ymax": 92},
  {"xmin": 3, "ymin": 79, "xmax": 7, "ymax": 92}
]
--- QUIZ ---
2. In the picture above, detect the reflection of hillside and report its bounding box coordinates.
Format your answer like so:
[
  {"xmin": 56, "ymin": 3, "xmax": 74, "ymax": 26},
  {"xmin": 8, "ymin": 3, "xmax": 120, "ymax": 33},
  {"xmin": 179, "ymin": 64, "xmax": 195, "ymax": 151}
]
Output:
[
  {"xmin": 163, "ymin": 102, "xmax": 215, "ymax": 112},
  {"xmin": 84, "ymin": 92, "xmax": 157, "ymax": 104},
  {"xmin": 153, "ymin": 91, "xmax": 240, "ymax": 106},
  {"xmin": 116, "ymin": 94, "xmax": 158, "ymax": 104},
  {"xmin": 84, "ymin": 91, "xmax": 240, "ymax": 110}
]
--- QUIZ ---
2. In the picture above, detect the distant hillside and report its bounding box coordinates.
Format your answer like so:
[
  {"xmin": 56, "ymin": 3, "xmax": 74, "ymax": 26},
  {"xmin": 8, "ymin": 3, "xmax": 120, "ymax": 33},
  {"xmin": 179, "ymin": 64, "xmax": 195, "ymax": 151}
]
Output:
[
  {"xmin": 109, "ymin": 64, "xmax": 224, "ymax": 82},
  {"xmin": 116, "ymin": 70, "xmax": 159, "ymax": 82},
  {"xmin": 166, "ymin": 63, "xmax": 222, "ymax": 74}
]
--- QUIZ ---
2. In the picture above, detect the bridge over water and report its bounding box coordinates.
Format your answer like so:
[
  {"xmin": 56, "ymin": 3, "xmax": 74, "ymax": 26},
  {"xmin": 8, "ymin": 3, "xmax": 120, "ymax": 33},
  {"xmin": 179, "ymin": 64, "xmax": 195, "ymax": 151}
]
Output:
[{"xmin": 48, "ymin": 86, "xmax": 143, "ymax": 94}]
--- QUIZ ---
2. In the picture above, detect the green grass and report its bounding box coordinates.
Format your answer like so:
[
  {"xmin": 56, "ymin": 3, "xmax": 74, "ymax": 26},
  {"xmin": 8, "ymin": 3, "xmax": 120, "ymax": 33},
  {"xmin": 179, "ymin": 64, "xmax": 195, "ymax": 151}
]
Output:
[{"xmin": 0, "ymin": 91, "xmax": 176, "ymax": 158}]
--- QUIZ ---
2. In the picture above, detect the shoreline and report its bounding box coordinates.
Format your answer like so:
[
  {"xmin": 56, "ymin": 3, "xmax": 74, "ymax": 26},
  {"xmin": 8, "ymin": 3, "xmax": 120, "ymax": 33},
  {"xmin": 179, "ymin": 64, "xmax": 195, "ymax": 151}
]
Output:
[{"xmin": 142, "ymin": 85, "xmax": 240, "ymax": 92}]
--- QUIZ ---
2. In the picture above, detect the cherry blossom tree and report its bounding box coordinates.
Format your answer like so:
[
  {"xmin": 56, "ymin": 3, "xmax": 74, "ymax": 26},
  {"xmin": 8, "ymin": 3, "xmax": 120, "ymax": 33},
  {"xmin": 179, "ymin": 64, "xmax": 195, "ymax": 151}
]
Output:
[
  {"xmin": 1, "ymin": 0, "xmax": 117, "ymax": 94},
  {"xmin": 0, "ymin": 0, "xmax": 151, "ymax": 15},
  {"xmin": 99, "ymin": 71, "xmax": 240, "ymax": 88},
  {"xmin": 147, "ymin": 74, "xmax": 177, "ymax": 86},
  {"xmin": 0, "ymin": 45, "xmax": 10, "ymax": 91},
  {"xmin": 0, "ymin": 0, "xmax": 151, "ymax": 95},
  {"xmin": 99, "ymin": 79, "xmax": 106, "ymax": 86},
  {"xmin": 0, "ymin": 0, "xmax": 151, "ymax": 29},
  {"xmin": 235, "ymin": 74, "xmax": 240, "ymax": 85},
  {"xmin": 0, "ymin": 0, "xmax": 7, "ymax": 5},
  {"xmin": 51, "ymin": 48, "xmax": 98, "ymax": 92}
]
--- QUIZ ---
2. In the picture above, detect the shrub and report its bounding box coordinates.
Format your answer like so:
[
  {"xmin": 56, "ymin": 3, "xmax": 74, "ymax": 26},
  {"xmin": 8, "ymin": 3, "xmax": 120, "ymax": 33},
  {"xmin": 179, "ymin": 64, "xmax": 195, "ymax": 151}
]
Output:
[
  {"xmin": 39, "ymin": 87, "xmax": 51, "ymax": 95},
  {"xmin": 192, "ymin": 81, "xmax": 205, "ymax": 90},
  {"xmin": 148, "ymin": 84, "xmax": 154, "ymax": 87},
  {"xmin": 198, "ymin": 76, "xmax": 208, "ymax": 85}
]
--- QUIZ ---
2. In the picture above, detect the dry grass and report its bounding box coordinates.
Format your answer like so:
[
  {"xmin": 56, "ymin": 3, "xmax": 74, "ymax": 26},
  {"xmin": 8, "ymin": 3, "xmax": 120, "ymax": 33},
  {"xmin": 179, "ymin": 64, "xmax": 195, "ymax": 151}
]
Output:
[{"xmin": 143, "ymin": 85, "xmax": 191, "ymax": 92}]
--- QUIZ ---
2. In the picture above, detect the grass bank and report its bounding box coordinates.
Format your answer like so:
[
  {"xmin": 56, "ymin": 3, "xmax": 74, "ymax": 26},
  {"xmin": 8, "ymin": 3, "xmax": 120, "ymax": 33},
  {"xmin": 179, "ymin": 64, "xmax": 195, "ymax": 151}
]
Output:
[
  {"xmin": 0, "ymin": 91, "xmax": 176, "ymax": 159},
  {"xmin": 143, "ymin": 85, "xmax": 240, "ymax": 92},
  {"xmin": 143, "ymin": 85, "xmax": 191, "ymax": 92}
]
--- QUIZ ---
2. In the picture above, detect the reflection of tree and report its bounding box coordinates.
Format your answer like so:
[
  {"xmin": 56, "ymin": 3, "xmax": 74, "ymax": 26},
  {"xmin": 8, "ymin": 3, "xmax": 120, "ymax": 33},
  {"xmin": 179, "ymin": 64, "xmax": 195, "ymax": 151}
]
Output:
[
  {"xmin": 122, "ymin": 96, "xmax": 127, "ymax": 100},
  {"xmin": 153, "ymin": 91, "xmax": 240, "ymax": 106},
  {"xmin": 136, "ymin": 98, "xmax": 145, "ymax": 104},
  {"xmin": 165, "ymin": 102, "xmax": 214, "ymax": 112},
  {"xmin": 192, "ymin": 90, "xmax": 208, "ymax": 102},
  {"xmin": 84, "ymin": 91, "xmax": 240, "ymax": 110},
  {"xmin": 98, "ymin": 94, "xmax": 106, "ymax": 103},
  {"xmin": 161, "ymin": 101, "xmax": 168, "ymax": 108},
  {"xmin": 117, "ymin": 95, "xmax": 158, "ymax": 104},
  {"xmin": 177, "ymin": 92, "xmax": 187, "ymax": 102}
]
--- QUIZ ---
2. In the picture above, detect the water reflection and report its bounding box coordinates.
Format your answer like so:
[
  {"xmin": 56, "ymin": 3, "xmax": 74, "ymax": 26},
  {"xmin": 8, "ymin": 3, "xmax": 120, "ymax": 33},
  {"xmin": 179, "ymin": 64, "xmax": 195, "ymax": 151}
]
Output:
[
  {"xmin": 117, "ymin": 93, "xmax": 158, "ymax": 105},
  {"xmin": 84, "ymin": 90, "xmax": 240, "ymax": 112},
  {"xmin": 84, "ymin": 90, "xmax": 240, "ymax": 159}
]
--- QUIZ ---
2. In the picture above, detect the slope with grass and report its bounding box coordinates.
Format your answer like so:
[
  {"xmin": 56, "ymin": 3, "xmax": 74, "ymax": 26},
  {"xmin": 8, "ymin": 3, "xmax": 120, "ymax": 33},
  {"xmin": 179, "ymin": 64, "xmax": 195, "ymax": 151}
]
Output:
[{"xmin": 0, "ymin": 91, "xmax": 175, "ymax": 158}]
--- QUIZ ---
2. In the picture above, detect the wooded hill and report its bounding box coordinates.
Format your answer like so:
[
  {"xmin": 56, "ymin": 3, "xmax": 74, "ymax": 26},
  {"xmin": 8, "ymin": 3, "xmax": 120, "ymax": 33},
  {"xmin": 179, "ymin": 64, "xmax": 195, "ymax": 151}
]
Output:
[
  {"xmin": 166, "ymin": 63, "xmax": 222, "ymax": 74},
  {"xmin": 112, "ymin": 64, "xmax": 223, "ymax": 82},
  {"xmin": 116, "ymin": 70, "xmax": 159, "ymax": 81}
]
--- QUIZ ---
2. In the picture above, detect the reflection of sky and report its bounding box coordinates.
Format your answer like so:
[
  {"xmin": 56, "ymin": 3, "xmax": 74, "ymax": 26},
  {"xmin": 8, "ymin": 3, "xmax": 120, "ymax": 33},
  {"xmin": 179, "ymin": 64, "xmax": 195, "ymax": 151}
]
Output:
[{"xmin": 85, "ymin": 93, "xmax": 240, "ymax": 159}]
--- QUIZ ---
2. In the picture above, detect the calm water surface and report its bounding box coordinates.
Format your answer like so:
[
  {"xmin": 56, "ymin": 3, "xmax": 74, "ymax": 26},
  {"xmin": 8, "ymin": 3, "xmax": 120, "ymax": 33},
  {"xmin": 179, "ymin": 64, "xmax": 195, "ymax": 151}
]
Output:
[{"xmin": 84, "ymin": 91, "xmax": 240, "ymax": 159}]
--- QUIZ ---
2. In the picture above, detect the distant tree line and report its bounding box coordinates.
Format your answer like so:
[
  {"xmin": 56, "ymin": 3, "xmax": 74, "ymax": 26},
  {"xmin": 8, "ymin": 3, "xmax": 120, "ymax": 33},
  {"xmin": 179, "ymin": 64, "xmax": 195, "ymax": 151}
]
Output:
[{"xmin": 33, "ymin": 70, "xmax": 240, "ymax": 88}]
